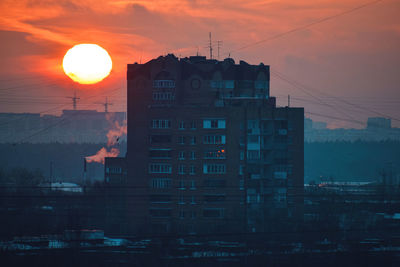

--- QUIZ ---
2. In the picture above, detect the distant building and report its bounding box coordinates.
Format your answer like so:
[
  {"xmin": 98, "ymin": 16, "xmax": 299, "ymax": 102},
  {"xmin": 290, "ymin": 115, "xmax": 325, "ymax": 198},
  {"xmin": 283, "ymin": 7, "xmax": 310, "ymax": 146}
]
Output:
[
  {"xmin": 124, "ymin": 54, "xmax": 304, "ymax": 235},
  {"xmin": 0, "ymin": 110, "xmax": 126, "ymax": 143},
  {"xmin": 367, "ymin": 117, "xmax": 391, "ymax": 130},
  {"xmin": 313, "ymin": 121, "xmax": 327, "ymax": 130}
]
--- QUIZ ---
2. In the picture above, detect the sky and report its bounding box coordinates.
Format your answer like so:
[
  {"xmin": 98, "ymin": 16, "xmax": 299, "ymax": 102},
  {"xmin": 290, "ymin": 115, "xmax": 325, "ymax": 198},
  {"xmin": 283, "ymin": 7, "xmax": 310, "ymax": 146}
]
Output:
[{"xmin": 0, "ymin": 0, "xmax": 399, "ymax": 128}]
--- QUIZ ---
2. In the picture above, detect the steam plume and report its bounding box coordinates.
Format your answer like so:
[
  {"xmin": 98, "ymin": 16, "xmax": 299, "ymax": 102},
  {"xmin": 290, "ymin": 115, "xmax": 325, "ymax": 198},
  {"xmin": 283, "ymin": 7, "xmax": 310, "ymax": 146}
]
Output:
[{"xmin": 85, "ymin": 115, "xmax": 127, "ymax": 164}]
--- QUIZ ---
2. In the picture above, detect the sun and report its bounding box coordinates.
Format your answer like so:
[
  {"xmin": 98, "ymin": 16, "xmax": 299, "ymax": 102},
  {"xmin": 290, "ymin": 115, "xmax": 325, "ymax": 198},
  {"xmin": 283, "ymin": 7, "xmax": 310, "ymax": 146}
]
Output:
[{"xmin": 62, "ymin": 44, "xmax": 112, "ymax": 84}]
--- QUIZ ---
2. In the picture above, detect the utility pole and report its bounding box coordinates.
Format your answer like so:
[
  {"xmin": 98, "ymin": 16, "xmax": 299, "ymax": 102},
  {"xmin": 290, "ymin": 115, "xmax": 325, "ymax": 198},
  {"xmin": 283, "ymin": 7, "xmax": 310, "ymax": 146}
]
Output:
[{"xmin": 67, "ymin": 91, "xmax": 80, "ymax": 110}]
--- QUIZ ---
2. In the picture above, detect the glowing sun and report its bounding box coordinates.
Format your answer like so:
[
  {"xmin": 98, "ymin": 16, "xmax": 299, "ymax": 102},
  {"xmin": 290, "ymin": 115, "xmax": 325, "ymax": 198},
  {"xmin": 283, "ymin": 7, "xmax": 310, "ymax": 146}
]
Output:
[{"xmin": 62, "ymin": 44, "xmax": 112, "ymax": 84}]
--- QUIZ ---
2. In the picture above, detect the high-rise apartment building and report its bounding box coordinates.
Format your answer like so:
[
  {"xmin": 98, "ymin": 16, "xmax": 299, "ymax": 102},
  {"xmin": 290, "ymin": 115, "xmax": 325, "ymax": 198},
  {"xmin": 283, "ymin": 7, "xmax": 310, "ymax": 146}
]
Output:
[{"xmin": 124, "ymin": 54, "xmax": 303, "ymax": 235}]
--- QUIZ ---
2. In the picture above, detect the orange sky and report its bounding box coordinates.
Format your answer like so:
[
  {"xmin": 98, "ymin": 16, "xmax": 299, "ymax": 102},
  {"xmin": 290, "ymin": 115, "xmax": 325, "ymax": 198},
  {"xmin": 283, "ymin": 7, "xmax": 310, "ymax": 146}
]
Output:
[{"xmin": 0, "ymin": 0, "xmax": 399, "ymax": 128}]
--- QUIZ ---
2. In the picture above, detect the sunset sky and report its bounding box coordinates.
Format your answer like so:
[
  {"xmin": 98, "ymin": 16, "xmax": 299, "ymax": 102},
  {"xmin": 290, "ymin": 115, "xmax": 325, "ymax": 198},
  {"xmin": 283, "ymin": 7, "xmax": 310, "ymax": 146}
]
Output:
[{"xmin": 0, "ymin": 0, "xmax": 399, "ymax": 128}]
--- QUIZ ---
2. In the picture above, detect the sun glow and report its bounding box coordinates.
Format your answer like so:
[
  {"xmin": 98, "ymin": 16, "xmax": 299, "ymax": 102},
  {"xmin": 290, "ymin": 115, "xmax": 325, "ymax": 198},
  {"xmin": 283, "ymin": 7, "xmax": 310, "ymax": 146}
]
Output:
[{"xmin": 62, "ymin": 44, "xmax": 112, "ymax": 84}]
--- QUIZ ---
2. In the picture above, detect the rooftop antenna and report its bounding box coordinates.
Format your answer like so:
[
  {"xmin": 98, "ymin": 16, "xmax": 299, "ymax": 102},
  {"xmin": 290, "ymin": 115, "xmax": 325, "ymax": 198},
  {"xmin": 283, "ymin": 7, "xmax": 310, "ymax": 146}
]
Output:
[
  {"xmin": 67, "ymin": 91, "xmax": 80, "ymax": 110},
  {"xmin": 196, "ymin": 46, "xmax": 200, "ymax": 56},
  {"xmin": 288, "ymin": 95, "xmax": 291, "ymax": 107},
  {"xmin": 217, "ymin": 40, "xmax": 223, "ymax": 60},
  {"xmin": 95, "ymin": 97, "xmax": 113, "ymax": 113},
  {"xmin": 207, "ymin": 32, "xmax": 213, "ymax": 59}
]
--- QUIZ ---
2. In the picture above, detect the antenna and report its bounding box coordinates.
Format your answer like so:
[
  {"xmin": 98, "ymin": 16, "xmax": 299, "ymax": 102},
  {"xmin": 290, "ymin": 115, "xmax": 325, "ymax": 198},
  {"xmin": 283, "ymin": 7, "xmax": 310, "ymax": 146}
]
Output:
[
  {"xmin": 288, "ymin": 95, "xmax": 291, "ymax": 107},
  {"xmin": 95, "ymin": 97, "xmax": 113, "ymax": 113},
  {"xmin": 66, "ymin": 91, "xmax": 80, "ymax": 110},
  {"xmin": 217, "ymin": 40, "xmax": 223, "ymax": 60},
  {"xmin": 207, "ymin": 32, "xmax": 213, "ymax": 59}
]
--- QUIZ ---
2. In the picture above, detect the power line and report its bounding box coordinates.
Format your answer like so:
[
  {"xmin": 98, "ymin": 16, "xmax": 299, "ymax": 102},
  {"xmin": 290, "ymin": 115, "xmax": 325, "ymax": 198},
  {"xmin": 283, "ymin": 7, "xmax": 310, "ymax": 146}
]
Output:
[{"xmin": 229, "ymin": 0, "xmax": 384, "ymax": 54}]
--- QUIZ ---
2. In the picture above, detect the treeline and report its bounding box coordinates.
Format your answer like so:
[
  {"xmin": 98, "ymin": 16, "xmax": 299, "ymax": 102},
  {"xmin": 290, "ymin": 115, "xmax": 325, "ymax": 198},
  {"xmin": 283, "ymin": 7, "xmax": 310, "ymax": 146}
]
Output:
[
  {"xmin": 305, "ymin": 140, "xmax": 400, "ymax": 183},
  {"xmin": 0, "ymin": 142, "xmax": 127, "ymax": 184},
  {"xmin": 0, "ymin": 141, "xmax": 398, "ymax": 183}
]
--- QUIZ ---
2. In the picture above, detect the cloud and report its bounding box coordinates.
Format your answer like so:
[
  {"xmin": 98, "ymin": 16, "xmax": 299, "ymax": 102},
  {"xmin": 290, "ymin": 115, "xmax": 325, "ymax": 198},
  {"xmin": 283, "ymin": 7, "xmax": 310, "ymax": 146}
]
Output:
[{"xmin": 0, "ymin": 0, "xmax": 399, "ymax": 127}]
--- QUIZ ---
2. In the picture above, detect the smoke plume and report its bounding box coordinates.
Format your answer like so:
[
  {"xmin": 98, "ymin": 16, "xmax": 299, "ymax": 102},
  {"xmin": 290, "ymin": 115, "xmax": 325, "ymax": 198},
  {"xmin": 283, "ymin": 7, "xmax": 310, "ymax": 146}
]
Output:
[
  {"xmin": 85, "ymin": 116, "xmax": 127, "ymax": 164},
  {"xmin": 86, "ymin": 147, "xmax": 119, "ymax": 164}
]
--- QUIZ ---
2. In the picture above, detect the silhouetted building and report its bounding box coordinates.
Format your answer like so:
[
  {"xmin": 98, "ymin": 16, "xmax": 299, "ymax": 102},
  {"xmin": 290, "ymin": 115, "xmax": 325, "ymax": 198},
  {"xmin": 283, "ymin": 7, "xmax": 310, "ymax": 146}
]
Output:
[
  {"xmin": 367, "ymin": 117, "xmax": 391, "ymax": 130},
  {"xmin": 0, "ymin": 110, "xmax": 126, "ymax": 143},
  {"xmin": 125, "ymin": 54, "xmax": 304, "ymax": 235}
]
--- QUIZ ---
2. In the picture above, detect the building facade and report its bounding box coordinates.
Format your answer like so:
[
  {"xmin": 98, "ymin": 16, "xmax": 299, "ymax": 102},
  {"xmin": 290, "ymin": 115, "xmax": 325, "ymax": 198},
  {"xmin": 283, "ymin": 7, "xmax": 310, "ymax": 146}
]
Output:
[{"xmin": 126, "ymin": 54, "xmax": 304, "ymax": 235}]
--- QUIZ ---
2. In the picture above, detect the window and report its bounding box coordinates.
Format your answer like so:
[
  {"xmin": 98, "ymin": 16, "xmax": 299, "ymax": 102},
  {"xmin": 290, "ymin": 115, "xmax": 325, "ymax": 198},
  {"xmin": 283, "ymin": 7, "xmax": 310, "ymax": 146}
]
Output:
[
  {"xmin": 153, "ymin": 80, "xmax": 175, "ymax": 88},
  {"xmin": 178, "ymin": 180, "xmax": 185, "ymax": 190},
  {"xmin": 190, "ymin": 180, "xmax": 196, "ymax": 190},
  {"xmin": 150, "ymin": 209, "xmax": 171, "ymax": 218},
  {"xmin": 106, "ymin": 167, "xmax": 122, "ymax": 174},
  {"xmin": 248, "ymin": 135, "xmax": 259, "ymax": 143},
  {"xmin": 203, "ymin": 135, "xmax": 226, "ymax": 144},
  {"xmin": 240, "ymin": 151, "xmax": 244, "ymax": 160},
  {"xmin": 203, "ymin": 179, "xmax": 226, "ymax": 188},
  {"xmin": 152, "ymin": 119, "xmax": 171, "ymax": 129},
  {"xmin": 239, "ymin": 165, "xmax": 244, "ymax": 175},
  {"xmin": 239, "ymin": 179, "xmax": 244, "ymax": 190},
  {"xmin": 203, "ymin": 208, "xmax": 224, "ymax": 218},
  {"xmin": 151, "ymin": 178, "xmax": 172, "ymax": 189},
  {"xmin": 178, "ymin": 151, "xmax": 185, "ymax": 160},
  {"xmin": 190, "ymin": 136, "xmax": 196, "ymax": 145},
  {"xmin": 178, "ymin": 195, "xmax": 185, "ymax": 205},
  {"xmin": 150, "ymin": 135, "xmax": 171, "ymax": 144},
  {"xmin": 204, "ymin": 194, "xmax": 225, "ymax": 203},
  {"xmin": 150, "ymin": 194, "xmax": 171, "ymax": 203},
  {"xmin": 190, "ymin": 120, "xmax": 196, "ymax": 129},
  {"xmin": 152, "ymin": 92, "xmax": 175, "ymax": 101},
  {"xmin": 179, "ymin": 210, "xmax": 185, "ymax": 218},
  {"xmin": 203, "ymin": 119, "xmax": 226, "ymax": 129},
  {"xmin": 178, "ymin": 164, "xmax": 185, "ymax": 174},
  {"xmin": 204, "ymin": 149, "xmax": 226, "ymax": 159},
  {"xmin": 178, "ymin": 136, "xmax": 186, "ymax": 144},
  {"xmin": 149, "ymin": 163, "xmax": 171, "ymax": 174},
  {"xmin": 255, "ymin": 80, "xmax": 269, "ymax": 89},
  {"xmin": 247, "ymin": 150, "xmax": 260, "ymax": 160},
  {"xmin": 179, "ymin": 120, "xmax": 185, "ymax": 130},
  {"xmin": 190, "ymin": 151, "xmax": 196, "ymax": 160},
  {"xmin": 149, "ymin": 149, "xmax": 171, "ymax": 159},
  {"xmin": 203, "ymin": 164, "xmax": 226, "ymax": 174},
  {"xmin": 190, "ymin": 165, "xmax": 196, "ymax": 175},
  {"xmin": 248, "ymin": 120, "xmax": 258, "ymax": 129}
]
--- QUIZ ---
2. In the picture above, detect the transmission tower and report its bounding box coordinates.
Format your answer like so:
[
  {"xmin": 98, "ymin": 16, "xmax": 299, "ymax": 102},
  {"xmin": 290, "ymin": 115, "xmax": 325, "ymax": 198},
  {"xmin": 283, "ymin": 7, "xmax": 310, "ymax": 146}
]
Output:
[
  {"xmin": 95, "ymin": 97, "xmax": 113, "ymax": 113},
  {"xmin": 66, "ymin": 91, "xmax": 80, "ymax": 110}
]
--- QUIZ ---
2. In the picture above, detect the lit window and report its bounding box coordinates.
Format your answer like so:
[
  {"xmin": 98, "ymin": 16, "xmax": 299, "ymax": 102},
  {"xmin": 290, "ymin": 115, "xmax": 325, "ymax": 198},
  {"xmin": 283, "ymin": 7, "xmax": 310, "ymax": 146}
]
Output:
[
  {"xmin": 178, "ymin": 151, "xmax": 185, "ymax": 160},
  {"xmin": 179, "ymin": 120, "xmax": 185, "ymax": 130},
  {"xmin": 204, "ymin": 149, "xmax": 226, "ymax": 159},
  {"xmin": 190, "ymin": 151, "xmax": 196, "ymax": 160}
]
